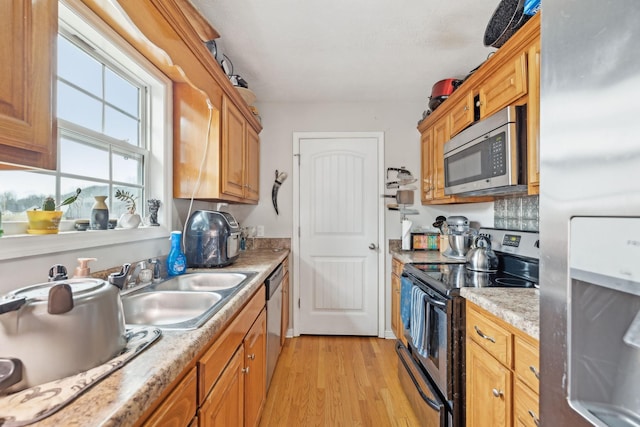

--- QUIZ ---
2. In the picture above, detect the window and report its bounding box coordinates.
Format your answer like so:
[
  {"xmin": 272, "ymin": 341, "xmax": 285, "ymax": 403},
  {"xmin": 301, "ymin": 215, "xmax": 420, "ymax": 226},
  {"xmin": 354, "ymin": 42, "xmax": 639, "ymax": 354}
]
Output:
[{"xmin": 0, "ymin": 2, "xmax": 169, "ymax": 238}]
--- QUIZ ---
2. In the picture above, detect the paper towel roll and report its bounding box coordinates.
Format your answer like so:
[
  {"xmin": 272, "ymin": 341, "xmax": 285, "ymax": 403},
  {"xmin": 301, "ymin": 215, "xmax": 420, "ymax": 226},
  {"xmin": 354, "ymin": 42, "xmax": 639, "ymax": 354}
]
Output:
[{"xmin": 402, "ymin": 219, "xmax": 412, "ymax": 250}]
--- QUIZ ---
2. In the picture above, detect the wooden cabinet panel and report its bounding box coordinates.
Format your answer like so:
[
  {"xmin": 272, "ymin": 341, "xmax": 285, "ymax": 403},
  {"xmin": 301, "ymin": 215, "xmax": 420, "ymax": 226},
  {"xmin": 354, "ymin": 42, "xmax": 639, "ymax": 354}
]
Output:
[
  {"xmin": 526, "ymin": 40, "xmax": 541, "ymax": 195},
  {"xmin": 466, "ymin": 339, "xmax": 512, "ymax": 427},
  {"xmin": 244, "ymin": 125, "xmax": 260, "ymax": 202},
  {"xmin": 200, "ymin": 347, "xmax": 245, "ymax": 427},
  {"xmin": 420, "ymin": 129, "xmax": 434, "ymax": 203},
  {"xmin": 0, "ymin": 0, "xmax": 57, "ymax": 170},
  {"xmin": 144, "ymin": 367, "xmax": 197, "ymax": 427},
  {"xmin": 222, "ymin": 96, "xmax": 246, "ymax": 198},
  {"xmin": 449, "ymin": 91, "xmax": 475, "ymax": 137},
  {"xmin": 467, "ymin": 304, "xmax": 513, "ymax": 367},
  {"xmin": 391, "ymin": 258, "xmax": 406, "ymax": 346},
  {"xmin": 513, "ymin": 379, "xmax": 540, "ymax": 427},
  {"xmin": 514, "ymin": 336, "xmax": 539, "ymax": 394},
  {"xmin": 244, "ymin": 309, "xmax": 266, "ymax": 427},
  {"xmin": 479, "ymin": 53, "xmax": 527, "ymax": 119},
  {"xmin": 432, "ymin": 118, "xmax": 451, "ymax": 201}
]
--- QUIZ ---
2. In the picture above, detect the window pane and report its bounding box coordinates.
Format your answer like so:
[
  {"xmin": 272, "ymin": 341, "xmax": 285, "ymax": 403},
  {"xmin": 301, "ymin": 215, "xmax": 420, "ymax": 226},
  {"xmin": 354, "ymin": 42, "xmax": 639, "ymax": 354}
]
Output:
[
  {"xmin": 112, "ymin": 186, "xmax": 143, "ymax": 218},
  {"xmin": 58, "ymin": 35, "xmax": 102, "ymax": 96},
  {"xmin": 60, "ymin": 137, "xmax": 109, "ymax": 180},
  {"xmin": 58, "ymin": 82, "xmax": 102, "ymax": 132},
  {"xmin": 0, "ymin": 172, "xmax": 55, "ymax": 219},
  {"xmin": 61, "ymin": 178, "xmax": 110, "ymax": 220},
  {"xmin": 112, "ymin": 150, "xmax": 142, "ymax": 184},
  {"xmin": 105, "ymin": 106, "xmax": 139, "ymax": 145},
  {"xmin": 105, "ymin": 69, "xmax": 139, "ymax": 117}
]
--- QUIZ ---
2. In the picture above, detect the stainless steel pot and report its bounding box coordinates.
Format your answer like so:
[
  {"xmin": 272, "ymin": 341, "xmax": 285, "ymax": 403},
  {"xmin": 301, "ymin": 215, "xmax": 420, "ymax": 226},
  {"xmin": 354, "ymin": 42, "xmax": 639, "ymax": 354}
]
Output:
[
  {"xmin": 448, "ymin": 232, "xmax": 474, "ymax": 258},
  {"xmin": 0, "ymin": 278, "xmax": 126, "ymax": 394},
  {"xmin": 465, "ymin": 235, "xmax": 499, "ymax": 272}
]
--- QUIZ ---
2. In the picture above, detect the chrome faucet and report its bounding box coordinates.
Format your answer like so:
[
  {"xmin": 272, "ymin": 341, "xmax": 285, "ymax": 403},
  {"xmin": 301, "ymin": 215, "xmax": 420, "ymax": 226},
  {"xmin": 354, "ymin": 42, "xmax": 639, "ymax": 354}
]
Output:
[
  {"xmin": 148, "ymin": 258, "xmax": 162, "ymax": 282},
  {"xmin": 126, "ymin": 261, "xmax": 148, "ymax": 289},
  {"xmin": 108, "ymin": 263, "xmax": 131, "ymax": 290}
]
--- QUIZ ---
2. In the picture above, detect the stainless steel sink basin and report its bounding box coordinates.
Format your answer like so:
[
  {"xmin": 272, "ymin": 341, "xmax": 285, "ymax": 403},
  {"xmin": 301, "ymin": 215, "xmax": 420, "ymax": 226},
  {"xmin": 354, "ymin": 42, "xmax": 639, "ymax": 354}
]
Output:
[
  {"xmin": 122, "ymin": 291, "xmax": 222, "ymax": 329},
  {"xmin": 153, "ymin": 271, "xmax": 255, "ymax": 292},
  {"xmin": 121, "ymin": 271, "xmax": 257, "ymax": 330}
]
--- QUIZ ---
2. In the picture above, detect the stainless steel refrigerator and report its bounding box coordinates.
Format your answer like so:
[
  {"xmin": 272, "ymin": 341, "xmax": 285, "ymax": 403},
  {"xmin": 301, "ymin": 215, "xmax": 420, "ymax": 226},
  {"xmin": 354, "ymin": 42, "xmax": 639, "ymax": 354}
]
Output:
[{"xmin": 540, "ymin": 1, "xmax": 640, "ymax": 426}]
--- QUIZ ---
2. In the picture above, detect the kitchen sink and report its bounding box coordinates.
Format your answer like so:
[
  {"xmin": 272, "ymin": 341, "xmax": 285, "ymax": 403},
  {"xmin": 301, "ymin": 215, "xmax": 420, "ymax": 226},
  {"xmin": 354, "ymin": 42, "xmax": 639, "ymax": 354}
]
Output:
[
  {"xmin": 152, "ymin": 271, "xmax": 255, "ymax": 292},
  {"xmin": 120, "ymin": 271, "xmax": 257, "ymax": 330}
]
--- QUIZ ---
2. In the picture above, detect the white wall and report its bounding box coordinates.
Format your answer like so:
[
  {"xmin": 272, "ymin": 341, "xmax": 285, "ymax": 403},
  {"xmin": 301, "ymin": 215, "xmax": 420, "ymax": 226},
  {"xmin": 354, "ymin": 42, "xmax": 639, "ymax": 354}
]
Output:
[{"xmin": 226, "ymin": 101, "xmax": 494, "ymax": 336}]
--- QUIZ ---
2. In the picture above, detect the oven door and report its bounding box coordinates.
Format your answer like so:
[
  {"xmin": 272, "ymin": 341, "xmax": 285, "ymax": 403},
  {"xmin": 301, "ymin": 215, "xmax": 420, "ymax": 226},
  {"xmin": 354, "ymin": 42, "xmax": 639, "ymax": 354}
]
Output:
[
  {"xmin": 397, "ymin": 342, "xmax": 450, "ymax": 427},
  {"xmin": 406, "ymin": 282, "xmax": 451, "ymax": 399}
]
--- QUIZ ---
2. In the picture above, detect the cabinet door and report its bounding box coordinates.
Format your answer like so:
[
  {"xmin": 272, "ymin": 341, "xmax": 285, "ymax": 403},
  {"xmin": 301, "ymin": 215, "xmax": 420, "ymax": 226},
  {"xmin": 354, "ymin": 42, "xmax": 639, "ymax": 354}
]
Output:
[
  {"xmin": 432, "ymin": 118, "xmax": 452, "ymax": 201},
  {"xmin": 244, "ymin": 125, "xmax": 260, "ymax": 202},
  {"xmin": 466, "ymin": 339, "xmax": 512, "ymax": 427},
  {"xmin": 222, "ymin": 96, "xmax": 246, "ymax": 198},
  {"xmin": 244, "ymin": 309, "xmax": 267, "ymax": 427},
  {"xmin": 144, "ymin": 367, "xmax": 197, "ymax": 427},
  {"xmin": 200, "ymin": 347, "xmax": 245, "ymax": 427},
  {"xmin": 0, "ymin": 0, "xmax": 57, "ymax": 170},
  {"xmin": 420, "ymin": 129, "xmax": 434, "ymax": 203},
  {"xmin": 280, "ymin": 270, "xmax": 290, "ymax": 347},
  {"xmin": 449, "ymin": 91, "xmax": 475, "ymax": 137},
  {"xmin": 514, "ymin": 379, "xmax": 540, "ymax": 427},
  {"xmin": 526, "ymin": 40, "xmax": 541, "ymax": 195},
  {"xmin": 479, "ymin": 52, "xmax": 527, "ymax": 119}
]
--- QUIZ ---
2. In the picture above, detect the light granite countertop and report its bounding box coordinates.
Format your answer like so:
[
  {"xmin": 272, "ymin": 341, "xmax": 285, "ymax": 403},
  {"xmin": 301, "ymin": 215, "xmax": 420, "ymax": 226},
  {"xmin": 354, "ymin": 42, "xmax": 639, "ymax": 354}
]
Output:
[
  {"xmin": 391, "ymin": 249, "xmax": 539, "ymax": 341},
  {"xmin": 31, "ymin": 248, "xmax": 289, "ymax": 426}
]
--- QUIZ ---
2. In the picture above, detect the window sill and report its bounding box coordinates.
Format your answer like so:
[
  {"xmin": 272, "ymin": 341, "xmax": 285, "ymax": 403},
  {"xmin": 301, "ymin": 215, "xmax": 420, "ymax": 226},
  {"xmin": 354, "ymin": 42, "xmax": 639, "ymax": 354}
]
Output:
[{"xmin": 0, "ymin": 226, "xmax": 171, "ymax": 261}]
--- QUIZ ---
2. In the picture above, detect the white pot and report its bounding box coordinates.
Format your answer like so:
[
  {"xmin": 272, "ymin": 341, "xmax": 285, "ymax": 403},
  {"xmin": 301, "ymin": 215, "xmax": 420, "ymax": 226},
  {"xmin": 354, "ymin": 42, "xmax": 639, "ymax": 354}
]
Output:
[
  {"xmin": 0, "ymin": 279, "xmax": 126, "ymax": 393},
  {"xmin": 118, "ymin": 212, "xmax": 142, "ymax": 229}
]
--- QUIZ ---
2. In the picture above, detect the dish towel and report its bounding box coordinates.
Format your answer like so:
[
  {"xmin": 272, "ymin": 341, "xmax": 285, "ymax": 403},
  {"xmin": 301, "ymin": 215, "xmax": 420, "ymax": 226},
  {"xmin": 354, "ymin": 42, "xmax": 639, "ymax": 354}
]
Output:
[
  {"xmin": 0, "ymin": 326, "xmax": 161, "ymax": 427},
  {"xmin": 409, "ymin": 286, "xmax": 428, "ymax": 357},
  {"xmin": 400, "ymin": 276, "xmax": 412, "ymax": 330}
]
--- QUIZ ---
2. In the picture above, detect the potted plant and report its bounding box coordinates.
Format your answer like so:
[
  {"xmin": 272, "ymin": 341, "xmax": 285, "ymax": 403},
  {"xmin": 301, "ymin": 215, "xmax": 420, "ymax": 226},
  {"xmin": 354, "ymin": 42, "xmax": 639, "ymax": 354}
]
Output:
[
  {"xmin": 115, "ymin": 189, "xmax": 142, "ymax": 229},
  {"xmin": 26, "ymin": 188, "xmax": 82, "ymax": 234}
]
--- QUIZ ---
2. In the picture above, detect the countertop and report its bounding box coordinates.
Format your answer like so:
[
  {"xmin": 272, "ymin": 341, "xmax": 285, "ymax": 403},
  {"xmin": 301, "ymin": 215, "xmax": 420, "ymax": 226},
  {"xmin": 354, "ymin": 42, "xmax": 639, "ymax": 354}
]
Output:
[
  {"xmin": 32, "ymin": 248, "xmax": 289, "ymax": 426},
  {"xmin": 391, "ymin": 250, "xmax": 539, "ymax": 341}
]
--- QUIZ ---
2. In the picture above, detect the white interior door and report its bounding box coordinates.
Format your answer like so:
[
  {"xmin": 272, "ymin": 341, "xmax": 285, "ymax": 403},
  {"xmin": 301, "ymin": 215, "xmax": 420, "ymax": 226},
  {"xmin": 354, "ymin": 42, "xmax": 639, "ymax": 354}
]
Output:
[{"xmin": 297, "ymin": 134, "xmax": 381, "ymax": 335}]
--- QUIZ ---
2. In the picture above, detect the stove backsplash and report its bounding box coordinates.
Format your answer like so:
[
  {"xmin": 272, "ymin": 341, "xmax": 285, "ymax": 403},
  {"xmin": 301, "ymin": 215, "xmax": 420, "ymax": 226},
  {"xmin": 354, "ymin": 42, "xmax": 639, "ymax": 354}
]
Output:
[{"xmin": 493, "ymin": 195, "xmax": 539, "ymax": 231}]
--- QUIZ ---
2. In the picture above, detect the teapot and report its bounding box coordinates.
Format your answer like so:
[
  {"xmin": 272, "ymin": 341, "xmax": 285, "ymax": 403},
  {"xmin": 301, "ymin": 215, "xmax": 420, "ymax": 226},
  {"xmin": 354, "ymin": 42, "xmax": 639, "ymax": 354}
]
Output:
[{"xmin": 465, "ymin": 235, "xmax": 499, "ymax": 272}]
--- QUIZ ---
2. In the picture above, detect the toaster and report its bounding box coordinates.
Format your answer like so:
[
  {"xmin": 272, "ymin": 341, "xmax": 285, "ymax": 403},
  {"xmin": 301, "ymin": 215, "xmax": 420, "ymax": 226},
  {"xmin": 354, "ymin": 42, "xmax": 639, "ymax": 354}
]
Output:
[{"xmin": 184, "ymin": 210, "xmax": 241, "ymax": 268}]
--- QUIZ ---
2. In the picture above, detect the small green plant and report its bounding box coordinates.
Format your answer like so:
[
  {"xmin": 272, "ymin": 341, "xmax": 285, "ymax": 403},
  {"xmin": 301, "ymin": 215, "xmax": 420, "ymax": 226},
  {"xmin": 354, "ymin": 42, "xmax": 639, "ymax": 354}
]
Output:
[
  {"xmin": 115, "ymin": 189, "xmax": 138, "ymax": 214},
  {"xmin": 39, "ymin": 188, "xmax": 82, "ymax": 211}
]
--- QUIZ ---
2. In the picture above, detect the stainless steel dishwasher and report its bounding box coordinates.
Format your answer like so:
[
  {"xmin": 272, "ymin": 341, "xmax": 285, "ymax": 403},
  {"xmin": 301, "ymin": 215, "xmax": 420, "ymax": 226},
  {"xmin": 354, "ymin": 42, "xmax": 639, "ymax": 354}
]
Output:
[{"xmin": 265, "ymin": 263, "xmax": 284, "ymax": 390}]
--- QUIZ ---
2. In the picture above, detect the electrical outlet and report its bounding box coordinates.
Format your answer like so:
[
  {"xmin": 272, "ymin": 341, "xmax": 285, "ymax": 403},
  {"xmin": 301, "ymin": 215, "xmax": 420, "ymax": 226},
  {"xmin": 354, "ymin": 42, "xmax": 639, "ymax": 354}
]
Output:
[{"xmin": 257, "ymin": 225, "xmax": 265, "ymax": 237}]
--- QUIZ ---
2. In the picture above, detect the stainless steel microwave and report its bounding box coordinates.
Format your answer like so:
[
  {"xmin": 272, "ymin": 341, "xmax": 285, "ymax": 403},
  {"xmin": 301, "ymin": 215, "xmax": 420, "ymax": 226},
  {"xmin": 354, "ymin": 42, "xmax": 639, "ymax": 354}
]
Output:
[{"xmin": 443, "ymin": 106, "xmax": 528, "ymax": 196}]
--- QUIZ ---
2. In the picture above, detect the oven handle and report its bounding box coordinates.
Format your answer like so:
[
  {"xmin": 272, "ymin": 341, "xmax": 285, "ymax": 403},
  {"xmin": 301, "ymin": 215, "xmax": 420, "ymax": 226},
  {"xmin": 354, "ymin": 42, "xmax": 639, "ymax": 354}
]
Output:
[
  {"xmin": 397, "ymin": 345, "xmax": 443, "ymax": 412},
  {"xmin": 423, "ymin": 291, "xmax": 447, "ymax": 308}
]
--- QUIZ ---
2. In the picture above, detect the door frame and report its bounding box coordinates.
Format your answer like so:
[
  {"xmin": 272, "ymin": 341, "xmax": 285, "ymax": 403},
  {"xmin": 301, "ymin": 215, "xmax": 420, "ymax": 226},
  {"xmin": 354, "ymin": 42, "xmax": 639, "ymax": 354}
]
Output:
[{"xmin": 292, "ymin": 131, "xmax": 385, "ymax": 337}]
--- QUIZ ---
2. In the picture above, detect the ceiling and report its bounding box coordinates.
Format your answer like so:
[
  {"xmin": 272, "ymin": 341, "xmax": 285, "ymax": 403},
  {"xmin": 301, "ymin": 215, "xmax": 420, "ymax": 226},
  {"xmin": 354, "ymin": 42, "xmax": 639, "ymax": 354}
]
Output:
[{"xmin": 190, "ymin": 0, "xmax": 502, "ymax": 104}]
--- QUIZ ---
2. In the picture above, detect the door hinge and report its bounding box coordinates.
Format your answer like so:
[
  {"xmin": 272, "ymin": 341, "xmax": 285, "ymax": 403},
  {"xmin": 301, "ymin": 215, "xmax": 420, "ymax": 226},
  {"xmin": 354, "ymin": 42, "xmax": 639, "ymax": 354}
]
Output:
[
  {"xmin": 298, "ymin": 226, "xmax": 301, "ymax": 238},
  {"xmin": 298, "ymin": 298, "xmax": 301, "ymax": 308},
  {"xmin": 294, "ymin": 153, "xmax": 300, "ymax": 166}
]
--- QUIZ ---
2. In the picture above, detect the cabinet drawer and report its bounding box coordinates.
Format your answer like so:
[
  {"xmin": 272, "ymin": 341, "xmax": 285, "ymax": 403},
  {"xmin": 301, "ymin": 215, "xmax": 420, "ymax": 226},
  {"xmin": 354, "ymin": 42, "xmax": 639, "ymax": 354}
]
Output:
[
  {"xmin": 199, "ymin": 286, "xmax": 265, "ymax": 404},
  {"xmin": 514, "ymin": 379, "xmax": 540, "ymax": 427},
  {"xmin": 479, "ymin": 52, "xmax": 527, "ymax": 118},
  {"xmin": 392, "ymin": 258, "xmax": 404, "ymax": 276},
  {"xmin": 467, "ymin": 305, "xmax": 513, "ymax": 367},
  {"xmin": 514, "ymin": 336, "xmax": 539, "ymax": 393},
  {"xmin": 144, "ymin": 366, "xmax": 197, "ymax": 427}
]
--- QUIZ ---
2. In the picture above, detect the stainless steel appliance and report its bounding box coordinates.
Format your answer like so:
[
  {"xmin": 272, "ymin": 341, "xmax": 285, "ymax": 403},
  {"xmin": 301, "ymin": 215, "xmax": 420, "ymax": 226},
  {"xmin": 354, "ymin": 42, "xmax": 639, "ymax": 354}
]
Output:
[
  {"xmin": 184, "ymin": 210, "xmax": 241, "ymax": 268},
  {"xmin": 443, "ymin": 105, "xmax": 527, "ymax": 196},
  {"xmin": 540, "ymin": 2, "xmax": 640, "ymax": 424},
  {"xmin": 443, "ymin": 216, "xmax": 475, "ymax": 260},
  {"xmin": 265, "ymin": 263, "xmax": 284, "ymax": 390},
  {"xmin": 398, "ymin": 228, "xmax": 539, "ymax": 427}
]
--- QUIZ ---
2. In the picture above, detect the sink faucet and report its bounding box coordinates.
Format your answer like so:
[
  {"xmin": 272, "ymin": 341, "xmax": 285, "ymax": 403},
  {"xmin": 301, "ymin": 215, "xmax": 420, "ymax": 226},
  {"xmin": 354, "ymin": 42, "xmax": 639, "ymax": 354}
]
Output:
[
  {"xmin": 148, "ymin": 258, "xmax": 162, "ymax": 282},
  {"xmin": 108, "ymin": 263, "xmax": 131, "ymax": 290},
  {"xmin": 126, "ymin": 261, "xmax": 149, "ymax": 289}
]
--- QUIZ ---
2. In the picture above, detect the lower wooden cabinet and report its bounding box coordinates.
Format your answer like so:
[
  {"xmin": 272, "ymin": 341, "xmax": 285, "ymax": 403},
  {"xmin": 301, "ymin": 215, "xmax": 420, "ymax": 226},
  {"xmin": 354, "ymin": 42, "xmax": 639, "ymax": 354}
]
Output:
[
  {"xmin": 144, "ymin": 367, "xmax": 198, "ymax": 427},
  {"xmin": 281, "ymin": 268, "xmax": 290, "ymax": 347},
  {"xmin": 244, "ymin": 309, "xmax": 267, "ymax": 427},
  {"xmin": 466, "ymin": 301, "xmax": 539, "ymax": 427},
  {"xmin": 391, "ymin": 258, "xmax": 406, "ymax": 346},
  {"xmin": 200, "ymin": 348, "xmax": 246, "ymax": 426}
]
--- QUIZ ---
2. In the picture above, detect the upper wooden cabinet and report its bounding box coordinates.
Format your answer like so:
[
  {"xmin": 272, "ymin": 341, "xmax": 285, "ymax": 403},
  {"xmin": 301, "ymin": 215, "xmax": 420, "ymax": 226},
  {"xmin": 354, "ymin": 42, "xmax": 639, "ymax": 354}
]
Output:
[
  {"xmin": 0, "ymin": 0, "xmax": 57, "ymax": 170},
  {"xmin": 417, "ymin": 13, "xmax": 540, "ymax": 204}
]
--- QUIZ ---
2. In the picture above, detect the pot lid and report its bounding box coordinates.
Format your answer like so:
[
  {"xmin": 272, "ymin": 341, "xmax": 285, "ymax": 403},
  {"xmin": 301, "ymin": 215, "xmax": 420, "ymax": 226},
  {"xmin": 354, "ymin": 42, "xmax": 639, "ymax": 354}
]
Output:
[{"xmin": 7, "ymin": 279, "xmax": 107, "ymax": 302}]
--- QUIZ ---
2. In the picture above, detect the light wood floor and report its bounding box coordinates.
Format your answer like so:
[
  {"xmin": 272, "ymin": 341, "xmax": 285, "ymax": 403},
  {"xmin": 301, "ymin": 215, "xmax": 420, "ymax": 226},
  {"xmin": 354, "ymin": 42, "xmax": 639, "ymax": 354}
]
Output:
[{"xmin": 259, "ymin": 336, "xmax": 421, "ymax": 427}]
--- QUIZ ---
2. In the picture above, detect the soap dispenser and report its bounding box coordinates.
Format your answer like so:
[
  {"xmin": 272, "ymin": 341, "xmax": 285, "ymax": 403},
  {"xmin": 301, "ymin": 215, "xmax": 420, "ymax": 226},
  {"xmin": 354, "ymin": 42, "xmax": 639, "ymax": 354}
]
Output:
[{"xmin": 74, "ymin": 257, "xmax": 97, "ymax": 278}]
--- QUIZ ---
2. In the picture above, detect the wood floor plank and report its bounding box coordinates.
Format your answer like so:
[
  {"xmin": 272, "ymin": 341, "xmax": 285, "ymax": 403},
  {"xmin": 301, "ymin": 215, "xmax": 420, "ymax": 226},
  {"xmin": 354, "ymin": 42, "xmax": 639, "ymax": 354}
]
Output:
[{"xmin": 259, "ymin": 336, "xmax": 421, "ymax": 427}]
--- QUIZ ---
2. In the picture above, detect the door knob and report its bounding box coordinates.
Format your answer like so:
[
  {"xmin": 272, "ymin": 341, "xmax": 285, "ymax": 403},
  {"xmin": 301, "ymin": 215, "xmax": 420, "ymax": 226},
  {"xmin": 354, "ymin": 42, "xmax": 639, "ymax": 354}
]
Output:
[{"xmin": 369, "ymin": 243, "xmax": 378, "ymax": 250}]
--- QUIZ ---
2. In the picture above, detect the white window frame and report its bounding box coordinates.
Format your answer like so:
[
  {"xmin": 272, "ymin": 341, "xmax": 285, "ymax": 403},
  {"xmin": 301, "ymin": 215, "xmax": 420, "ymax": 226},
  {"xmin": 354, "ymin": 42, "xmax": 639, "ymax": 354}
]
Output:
[{"xmin": 0, "ymin": 0, "xmax": 172, "ymax": 261}]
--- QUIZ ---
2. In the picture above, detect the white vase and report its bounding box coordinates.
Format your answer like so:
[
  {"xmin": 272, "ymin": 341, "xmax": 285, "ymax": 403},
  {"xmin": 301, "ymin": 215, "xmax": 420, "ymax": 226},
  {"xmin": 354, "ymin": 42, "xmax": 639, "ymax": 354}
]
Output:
[{"xmin": 118, "ymin": 212, "xmax": 142, "ymax": 229}]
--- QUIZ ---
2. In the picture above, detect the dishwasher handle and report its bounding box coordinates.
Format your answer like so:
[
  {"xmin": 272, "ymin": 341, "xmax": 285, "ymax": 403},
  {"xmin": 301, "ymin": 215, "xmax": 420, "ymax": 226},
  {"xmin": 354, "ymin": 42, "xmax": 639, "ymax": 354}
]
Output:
[{"xmin": 265, "ymin": 263, "xmax": 284, "ymax": 300}]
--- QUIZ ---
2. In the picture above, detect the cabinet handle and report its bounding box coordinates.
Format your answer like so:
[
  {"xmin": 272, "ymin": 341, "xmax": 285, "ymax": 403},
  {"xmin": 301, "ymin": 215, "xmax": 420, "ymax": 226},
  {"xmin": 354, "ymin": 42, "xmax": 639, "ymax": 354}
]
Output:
[
  {"xmin": 491, "ymin": 388, "xmax": 504, "ymax": 398},
  {"xmin": 474, "ymin": 325, "xmax": 496, "ymax": 343},
  {"xmin": 528, "ymin": 410, "xmax": 540, "ymax": 426},
  {"xmin": 247, "ymin": 353, "xmax": 256, "ymax": 360},
  {"xmin": 242, "ymin": 367, "xmax": 250, "ymax": 374},
  {"xmin": 463, "ymin": 105, "xmax": 469, "ymax": 111},
  {"xmin": 529, "ymin": 365, "xmax": 540, "ymax": 379}
]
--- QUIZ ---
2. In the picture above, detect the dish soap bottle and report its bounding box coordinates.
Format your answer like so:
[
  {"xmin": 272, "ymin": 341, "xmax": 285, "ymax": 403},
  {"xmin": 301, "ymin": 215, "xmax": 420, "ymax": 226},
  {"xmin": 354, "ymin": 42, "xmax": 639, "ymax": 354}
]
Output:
[{"xmin": 167, "ymin": 231, "xmax": 187, "ymax": 276}]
